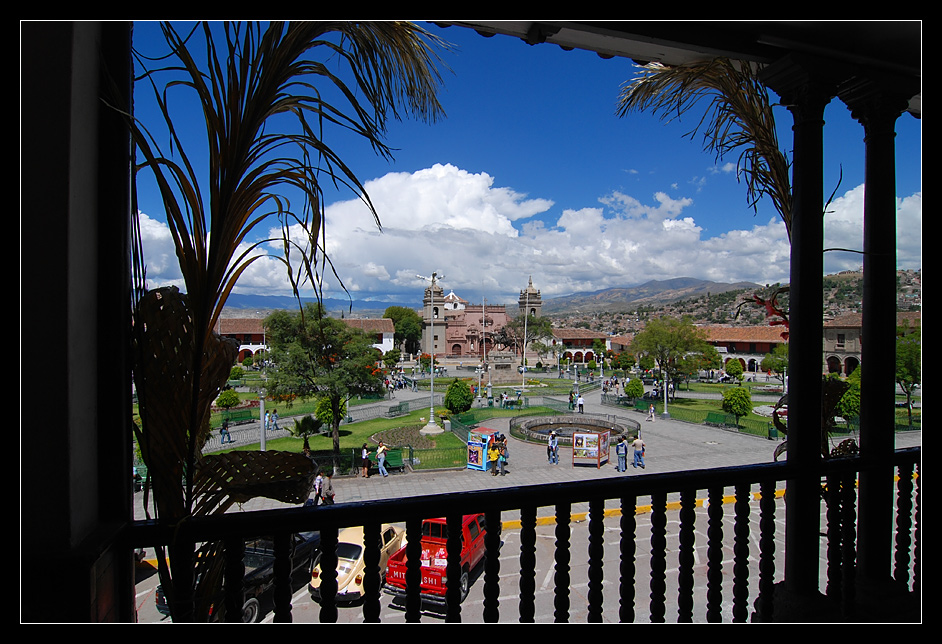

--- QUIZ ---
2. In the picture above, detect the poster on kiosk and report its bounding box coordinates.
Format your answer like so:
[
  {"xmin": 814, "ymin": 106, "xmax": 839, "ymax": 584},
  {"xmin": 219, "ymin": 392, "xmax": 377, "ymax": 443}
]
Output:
[
  {"xmin": 467, "ymin": 427, "xmax": 500, "ymax": 471},
  {"xmin": 572, "ymin": 430, "xmax": 611, "ymax": 468}
]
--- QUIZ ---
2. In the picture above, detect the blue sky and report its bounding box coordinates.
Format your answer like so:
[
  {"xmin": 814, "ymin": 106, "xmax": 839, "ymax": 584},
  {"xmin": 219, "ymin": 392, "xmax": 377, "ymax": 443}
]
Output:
[{"xmin": 132, "ymin": 21, "xmax": 922, "ymax": 308}]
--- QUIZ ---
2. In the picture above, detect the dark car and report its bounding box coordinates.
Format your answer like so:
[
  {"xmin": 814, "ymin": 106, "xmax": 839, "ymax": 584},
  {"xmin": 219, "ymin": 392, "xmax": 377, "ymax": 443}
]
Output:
[{"xmin": 156, "ymin": 530, "xmax": 320, "ymax": 622}]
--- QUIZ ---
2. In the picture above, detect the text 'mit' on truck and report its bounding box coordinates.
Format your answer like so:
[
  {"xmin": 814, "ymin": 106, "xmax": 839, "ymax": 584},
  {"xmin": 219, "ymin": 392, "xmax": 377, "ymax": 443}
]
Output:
[{"xmin": 383, "ymin": 514, "xmax": 495, "ymax": 607}]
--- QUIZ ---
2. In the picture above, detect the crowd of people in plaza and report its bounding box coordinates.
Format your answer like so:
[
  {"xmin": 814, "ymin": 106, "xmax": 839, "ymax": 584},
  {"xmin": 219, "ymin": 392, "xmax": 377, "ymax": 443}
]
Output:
[
  {"xmin": 614, "ymin": 435, "xmax": 646, "ymax": 471},
  {"xmin": 487, "ymin": 434, "xmax": 510, "ymax": 476}
]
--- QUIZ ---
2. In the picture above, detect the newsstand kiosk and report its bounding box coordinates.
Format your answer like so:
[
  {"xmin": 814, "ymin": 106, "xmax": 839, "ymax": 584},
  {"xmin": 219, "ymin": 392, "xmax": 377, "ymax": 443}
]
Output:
[
  {"xmin": 571, "ymin": 429, "xmax": 611, "ymax": 468},
  {"xmin": 467, "ymin": 427, "xmax": 500, "ymax": 471}
]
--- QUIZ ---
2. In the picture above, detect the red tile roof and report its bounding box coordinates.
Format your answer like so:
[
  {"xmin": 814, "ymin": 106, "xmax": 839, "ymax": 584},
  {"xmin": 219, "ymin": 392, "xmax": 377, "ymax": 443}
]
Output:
[
  {"xmin": 823, "ymin": 311, "xmax": 921, "ymax": 328},
  {"xmin": 342, "ymin": 318, "xmax": 395, "ymax": 334},
  {"xmin": 697, "ymin": 325, "xmax": 787, "ymax": 343},
  {"xmin": 553, "ymin": 328, "xmax": 609, "ymax": 340}
]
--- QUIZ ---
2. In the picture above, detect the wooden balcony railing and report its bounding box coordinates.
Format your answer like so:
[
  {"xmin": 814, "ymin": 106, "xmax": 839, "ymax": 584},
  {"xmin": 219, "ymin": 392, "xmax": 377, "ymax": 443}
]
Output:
[{"xmin": 129, "ymin": 447, "xmax": 919, "ymax": 623}]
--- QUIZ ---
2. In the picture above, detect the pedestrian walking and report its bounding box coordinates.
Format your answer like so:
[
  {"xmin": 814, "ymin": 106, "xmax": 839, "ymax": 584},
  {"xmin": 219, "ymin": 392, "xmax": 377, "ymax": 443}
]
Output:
[
  {"xmin": 321, "ymin": 472, "xmax": 336, "ymax": 505},
  {"xmin": 264, "ymin": 411, "xmax": 270, "ymax": 432},
  {"xmin": 498, "ymin": 435, "xmax": 509, "ymax": 476},
  {"xmin": 615, "ymin": 436, "xmax": 628, "ymax": 472},
  {"xmin": 376, "ymin": 441, "xmax": 389, "ymax": 477},
  {"xmin": 646, "ymin": 403, "xmax": 656, "ymax": 422},
  {"xmin": 632, "ymin": 436, "xmax": 646, "ymax": 469},
  {"xmin": 548, "ymin": 431, "xmax": 559, "ymax": 465},
  {"xmin": 360, "ymin": 443, "xmax": 371, "ymax": 478},
  {"xmin": 312, "ymin": 471, "xmax": 324, "ymax": 505},
  {"xmin": 219, "ymin": 420, "xmax": 231, "ymax": 444},
  {"xmin": 271, "ymin": 409, "xmax": 279, "ymax": 431},
  {"xmin": 577, "ymin": 395, "xmax": 585, "ymax": 414},
  {"xmin": 487, "ymin": 440, "xmax": 501, "ymax": 476}
]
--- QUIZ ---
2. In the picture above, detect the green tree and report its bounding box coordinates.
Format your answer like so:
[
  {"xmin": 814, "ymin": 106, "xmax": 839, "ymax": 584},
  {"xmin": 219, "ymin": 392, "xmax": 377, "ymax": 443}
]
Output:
[
  {"xmin": 834, "ymin": 370, "xmax": 861, "ymax": 420},
  {"xmin": 383, "ymin": 348, "xmax": 402, "ymax": 371},
  {"xmin": 631, "ymin": 316, "xmax": 707, "ymax": 392},
  {"xmin": 215, "ymin": 388, "xmax": 241, "ymax": 410},
  {"xmin": 624, "ymin": 378, "xmax": 645, "ymax": 399},
  {"xmin": 444, "ymin": 378, "xmax": 474, "ymax": 414},
  {"xmin": 530, "ymin": 340, "xmax": 553, "ymax": 367},
  {"xmin": 896, "ymin": 324, "xmax": 921, "ymax": 426},
  {"xmin": 592, "ymin": 338, "xmax": 607, "ymax": 357},
  {"xmin": 265, "ymin": 304, "xmax": 385, "ymax": 464},
  {"xmin": 287, "ymin": 415, "xmax": 324, "ymax": 453},
  {"xmin": 419, "ymin": 353, "xmax": 437, "ymax": 373},
  {"xmin": 695, "ymin": 345, "xmax": 723, "ymax": 375},
  {"xmin": 675, "ymin": 354, "xmax": 701, "ymax": 389},
  {"xmin": 611, "ymin": 351, "xmax": 636, "ymax": 373},
  {"xmin": 638, "ymin": 354, "xmax": 656, "ymax": 372},
  {"xmin": 760, "ymin": 344, "xmax": 789, "ymax": 385},
  {"xmin": 384, "ymin": 306, "xmax": 424, "ymax": 355},
  {"xmin": 722, "ymin": 387, "xmax": 753, "ymax": 423},
  {"xmin": 503, "ymin": 314, "xmax": 555, "ymax": 365},
  {"xmin": 314, "ymin": 396, "xmax": 346, "ymax": 429},
  {"xmin": 725, "ymin": 358, "xmax": 744, "ymax": 383}
]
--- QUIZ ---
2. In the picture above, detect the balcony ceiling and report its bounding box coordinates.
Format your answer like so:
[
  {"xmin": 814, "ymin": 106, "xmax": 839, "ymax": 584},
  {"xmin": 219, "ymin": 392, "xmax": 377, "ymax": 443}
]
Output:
[{"xmin": 441, "ymin": 21, "xmax": 921, "ymax": 116}]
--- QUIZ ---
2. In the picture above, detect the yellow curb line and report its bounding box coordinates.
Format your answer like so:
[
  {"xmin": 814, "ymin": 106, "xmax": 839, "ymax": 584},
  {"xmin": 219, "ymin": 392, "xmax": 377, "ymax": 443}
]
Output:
[{"xmin": 499, "ymin": 488, "xmax": 787, "ymax": 531}]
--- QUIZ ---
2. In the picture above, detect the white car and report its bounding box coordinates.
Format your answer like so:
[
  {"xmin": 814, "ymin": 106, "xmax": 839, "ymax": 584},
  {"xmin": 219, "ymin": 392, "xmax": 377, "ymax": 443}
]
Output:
[{"xmin": 309, "ymin": 524, "xmax": 406, "ymax": 604}]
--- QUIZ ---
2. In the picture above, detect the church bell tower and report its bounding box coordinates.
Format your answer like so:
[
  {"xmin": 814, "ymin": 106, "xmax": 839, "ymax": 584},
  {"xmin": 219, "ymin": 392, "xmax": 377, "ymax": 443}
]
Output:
[{"xmin": 518, "ymin": 276, "xmax": 542, "ymax": 317}]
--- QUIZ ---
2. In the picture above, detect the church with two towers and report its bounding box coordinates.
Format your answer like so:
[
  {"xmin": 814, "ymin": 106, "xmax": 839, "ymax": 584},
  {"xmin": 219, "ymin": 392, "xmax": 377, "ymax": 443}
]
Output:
[{"xmin": 421, "ymin": 277, "xmax": 542, "ymax": 360}]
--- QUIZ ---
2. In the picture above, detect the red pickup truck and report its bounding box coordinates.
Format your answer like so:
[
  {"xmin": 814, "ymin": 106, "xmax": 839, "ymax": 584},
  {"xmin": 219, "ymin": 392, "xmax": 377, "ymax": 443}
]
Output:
[{"xmin": 383, "ymin": 514, "xmax": 491, "ymax": 605}]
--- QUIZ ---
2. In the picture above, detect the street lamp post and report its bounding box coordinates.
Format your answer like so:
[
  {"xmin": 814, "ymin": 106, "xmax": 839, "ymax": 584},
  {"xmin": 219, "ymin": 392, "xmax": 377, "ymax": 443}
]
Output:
[
  {"xmin": 521, "ymin": 289, "xmax": 529, "ymax": 392},
  {"xmin": 417, "ymin": 272, "xmax": 444, "ymax": 435},
  {"xmin": 478, "ymin": 298, "xmax": 485, "ymax": 405},
  {"xmin": 661, "ymin": 366, "xmax": 671, "ymax": 419}
]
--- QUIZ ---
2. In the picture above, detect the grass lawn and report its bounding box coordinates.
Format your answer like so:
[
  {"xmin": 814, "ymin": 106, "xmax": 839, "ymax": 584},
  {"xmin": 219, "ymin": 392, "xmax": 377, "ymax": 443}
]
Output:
[
  {"xmin": 206, "ymin": 407, "xmax": 466, "ymax": 456},
  {"xmin": 652, "ymin": 395, "xmax": 769, "ymax": 423}
]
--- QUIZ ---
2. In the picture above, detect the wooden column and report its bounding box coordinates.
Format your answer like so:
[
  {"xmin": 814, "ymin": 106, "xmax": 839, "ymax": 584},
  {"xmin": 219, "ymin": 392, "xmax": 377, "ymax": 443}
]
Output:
[
  {"xmin": 759, "ymin": 55, "xmax": 840, "ymax": 597},
  {"xmin": 840, "ymin": 78, "xmax": 918, "ymax": 583}
]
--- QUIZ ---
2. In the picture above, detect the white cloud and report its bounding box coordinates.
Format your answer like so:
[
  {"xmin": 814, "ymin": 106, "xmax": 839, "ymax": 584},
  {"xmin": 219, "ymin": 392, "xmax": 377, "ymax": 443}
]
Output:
[
  {"xmin": 822, "ymin": 184, "xmax": 922, "ymax": 274},
  {"xmin": 136, "ymin": 211, "xmax": 183, "ymax": 290},
  {"xmin": 138, "ymin": 167, "xmax": 920, "ymax": 306}
]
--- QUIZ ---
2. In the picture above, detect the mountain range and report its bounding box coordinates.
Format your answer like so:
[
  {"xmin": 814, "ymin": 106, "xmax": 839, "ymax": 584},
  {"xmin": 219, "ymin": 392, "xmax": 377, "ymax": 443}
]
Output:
[
  {"xmin": 221, "ymin": 277, "xmax": 762, "ymax": 317},
  {"xmin": 540, "ymin": 277, "xmax": 762, "ymax": 314}
]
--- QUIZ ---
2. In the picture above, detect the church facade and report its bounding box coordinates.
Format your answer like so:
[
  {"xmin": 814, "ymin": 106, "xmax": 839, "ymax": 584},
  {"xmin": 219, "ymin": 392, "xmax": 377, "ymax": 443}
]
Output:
[{"xmin": 421, "ymin": 277, "xmax": 542, "ymax": 359}]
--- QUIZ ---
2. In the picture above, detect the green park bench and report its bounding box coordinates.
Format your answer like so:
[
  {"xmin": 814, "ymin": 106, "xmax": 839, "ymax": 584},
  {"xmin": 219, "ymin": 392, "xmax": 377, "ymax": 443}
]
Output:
[
  {"xmin": 222, "ymin": 408, "xmax": 255, "ymax": 425},
  {"xmin": 705, "ymin": 411, "xmax": 737, "ymax": 428},
  {"xmin": 384, "ymin": 448, "xmax": 406, "ymax": 473},
  {"xmin": 385, "ymin": 402, "xmax": 408, "ymax": 418},
  {"xmin": 365, "ymin": 447, "xmax": 406, "ymax": 475}
]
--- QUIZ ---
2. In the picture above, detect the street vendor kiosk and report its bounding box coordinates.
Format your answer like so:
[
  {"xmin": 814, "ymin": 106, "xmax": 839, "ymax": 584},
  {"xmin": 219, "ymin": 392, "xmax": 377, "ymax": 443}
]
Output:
[
  {"xmin": 572, "ymin": 429, "xmax": 611, "ymax": 468},
  {"xmin": 467, "ymin": 426, "xmax": 500, "ymax": 471}
]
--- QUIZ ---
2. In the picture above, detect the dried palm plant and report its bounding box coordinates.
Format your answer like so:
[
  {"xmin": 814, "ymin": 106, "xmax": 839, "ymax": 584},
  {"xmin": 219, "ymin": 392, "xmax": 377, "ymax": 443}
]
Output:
[
  {"xmin": 121, "ymin": 20, "xmax": 447, "ymax": 621},
  {"xmin": 616, "ymin": 58, "xmax": 793, "ymax": 239}
]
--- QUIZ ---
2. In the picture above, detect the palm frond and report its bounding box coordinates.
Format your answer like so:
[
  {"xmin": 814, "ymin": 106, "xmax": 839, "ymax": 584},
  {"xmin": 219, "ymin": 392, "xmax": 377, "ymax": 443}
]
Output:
[
  {"xmin": 122, "ymin": 20, "xmax": 448, "ymax": 621},
  {"xmin": 617, "ymin": 58, "xmax": 792, "ymax": 239}
]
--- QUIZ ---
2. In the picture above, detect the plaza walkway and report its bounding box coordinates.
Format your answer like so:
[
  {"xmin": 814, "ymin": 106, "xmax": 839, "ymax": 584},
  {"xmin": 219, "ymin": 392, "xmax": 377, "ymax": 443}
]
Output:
[{"xmin": 133, "ymin": 380, "xmax": 920, "ymax": 521}]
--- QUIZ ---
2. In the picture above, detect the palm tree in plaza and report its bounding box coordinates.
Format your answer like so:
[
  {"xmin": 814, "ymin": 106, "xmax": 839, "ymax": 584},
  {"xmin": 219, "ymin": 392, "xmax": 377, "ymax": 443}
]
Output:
[{"xmin": 123, "ymin": 21, "xmax": 447, "ymax": 621}]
